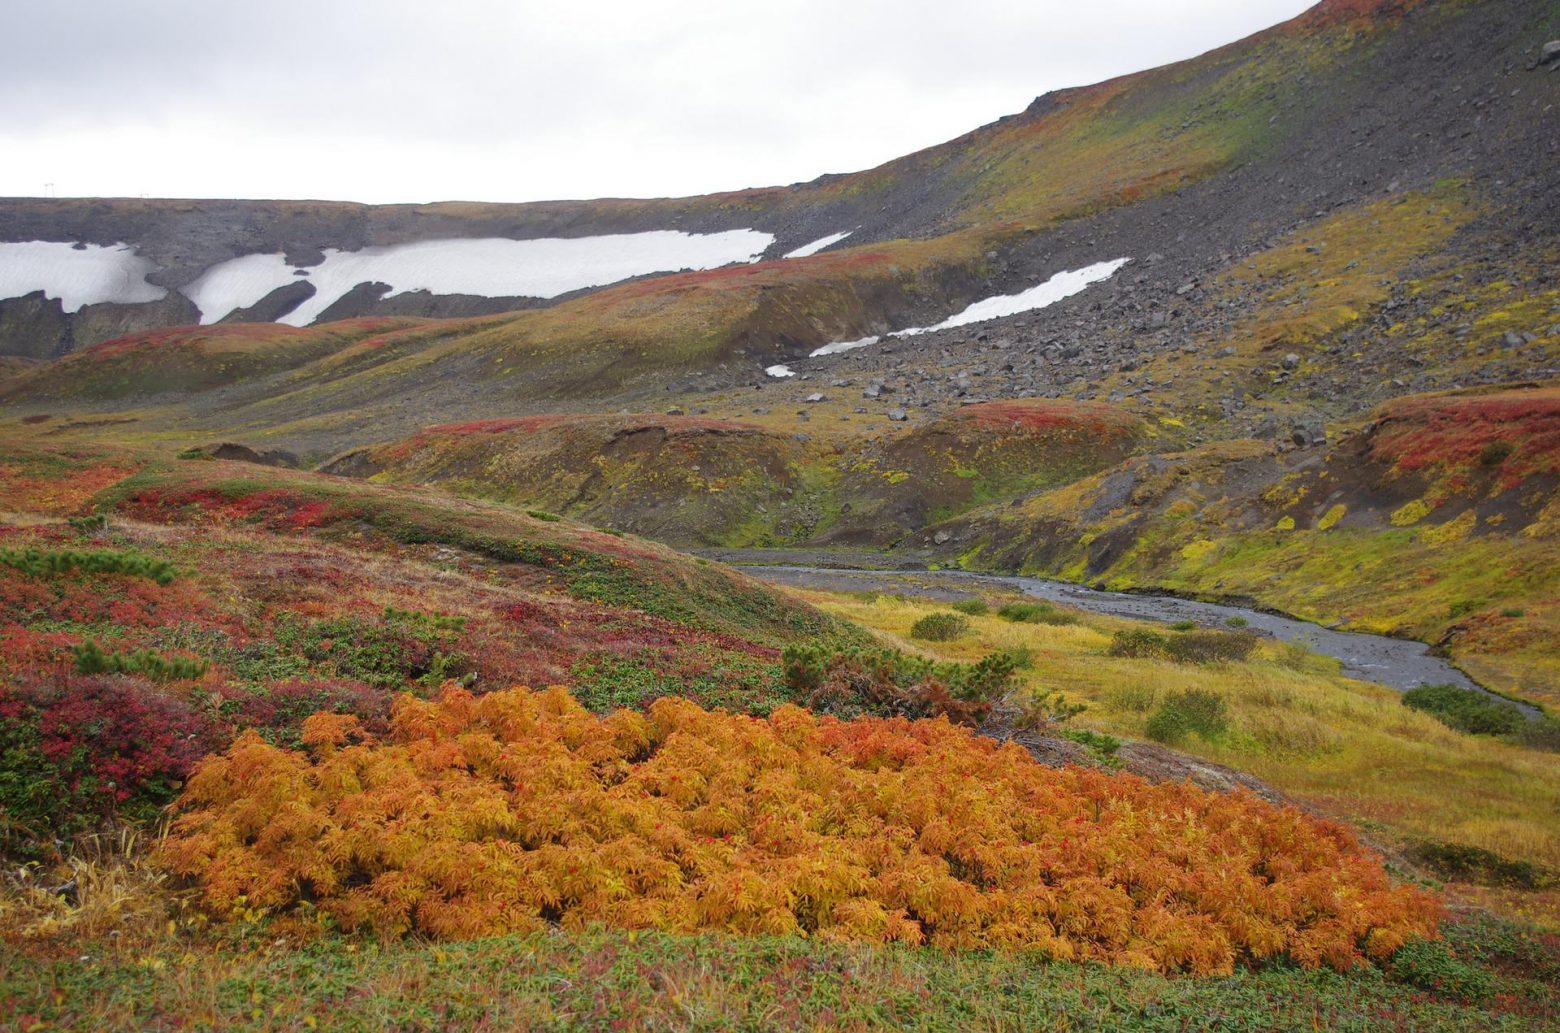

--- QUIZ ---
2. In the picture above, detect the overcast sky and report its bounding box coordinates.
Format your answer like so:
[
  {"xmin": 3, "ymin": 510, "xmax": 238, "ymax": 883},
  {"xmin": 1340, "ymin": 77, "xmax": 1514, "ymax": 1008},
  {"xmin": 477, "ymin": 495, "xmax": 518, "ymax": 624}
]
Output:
[{"xmin": 0, "ymin": 0, "xmax": 1315, "ymax": 205}]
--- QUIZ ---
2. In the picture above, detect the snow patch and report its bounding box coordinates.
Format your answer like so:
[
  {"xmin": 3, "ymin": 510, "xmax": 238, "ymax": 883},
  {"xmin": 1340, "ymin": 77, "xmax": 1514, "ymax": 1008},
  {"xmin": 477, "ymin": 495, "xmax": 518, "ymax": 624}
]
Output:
[
  {"xmin": 900, "ymin": 259, "xmax": 1131, "ymax": 335},
  {"xmin": 765, "ymin": 364, "xmax": 796, "ymax": 378},
  {"xmin": 807, "ymin": 259, "xmax": 1130, "ymax": 356},
  {"xmin": 784, "ymin": 231, "xmax": 853, "ymax": 259},
  {"xmin": 182, "ymin": 253, "xmax": 302, "ymax": 324},
  {"xmin": 809, "ymin": 335, "xmax": 879, "ymax": 358},
  {"xmin": 0, "ymin": 241, "xmax": 166, "ymax": 313},
  {"xmin": 181, "ymin": 229, "xmax": 777, "ymax": 326}
]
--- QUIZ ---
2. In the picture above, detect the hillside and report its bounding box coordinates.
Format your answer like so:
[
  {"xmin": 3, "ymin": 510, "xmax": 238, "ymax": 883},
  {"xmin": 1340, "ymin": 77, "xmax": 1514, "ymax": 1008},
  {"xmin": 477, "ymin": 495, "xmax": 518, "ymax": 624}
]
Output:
[{"xmin": 4, "ymin": 0, "xmax": 1560, "ymax": 1028}]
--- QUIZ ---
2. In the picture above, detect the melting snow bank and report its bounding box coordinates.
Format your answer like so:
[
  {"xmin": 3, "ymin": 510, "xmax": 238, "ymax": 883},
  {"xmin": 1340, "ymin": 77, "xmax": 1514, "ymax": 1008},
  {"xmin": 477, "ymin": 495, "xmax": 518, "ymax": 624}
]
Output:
[
  {"xmin": 181, "ymin": 229, "xmax": 777, "ymax": 325},
  {"xmin": 810, "ymin": 335, "xmax": 880, "ymax": 358},
  {"xmin": 783, "ymin": 231, "xmax": 853, "ymax": 259},
  {"xmin": 807, "ymin": 258, "xmax": 1130, "ymax": 358},
  {"xmin": 765, "ymin": 364, "xmax": 796, "ymax": 378},
  {"xmin": 0, "ymin": 241, "xmax": 167, "ymax": 312}
]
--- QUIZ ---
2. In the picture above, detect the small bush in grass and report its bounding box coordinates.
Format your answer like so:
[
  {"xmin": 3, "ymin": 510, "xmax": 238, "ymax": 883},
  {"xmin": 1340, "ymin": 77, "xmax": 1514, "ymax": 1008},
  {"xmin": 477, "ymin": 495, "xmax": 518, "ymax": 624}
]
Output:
[
  {"xmin": 1109, "ymin": 685, "xmax": 1157, "ymax": 713},
  {"xmin": 1478, "ymin": 440, "xmax": 1515, "ymax": 466},
  {"xmin": 997, "ymin": 645, "xmax": 1035, "ymax": 669},
  {"xmin": 1107, "ymin": 628, "xmax": 1169, "ymax": 659},
  {"xmin": 1170, "ymin": 619, "xmax": 1197, "ymax": 631},
  {"xmin": 1407, "ymin": 842, "xmax": 1550, "ymax": 890},
  {"xmin": 1225, "ymin": 616, "xmax": 1248, "ymax": 629},
  {"xmin": 525, "ymin": 509, "xmax": 561, "ymax": 522},
  {"xmin": 1108, "ymin": 628, "xmax": 1256, "ymax": 664},
  {"xmin": 1402, "ymin": 684, "xmax": 1525, "ymax": 737},
  {"xmin": 1500, "ymin": 607, "xmax": 1525, "ymax": 618},
  {"xmin": 1146, "ymin": 689, "xmax": 1229, "ymax": 745},
  {"xmin": 950, "ymin": 598, "xmax": 988, "ymax": 616},
  {"xmin": 910, "ymin": 612, "xmax": 969, "ymax": 642},
  {"xmin": 1012, "ymin": 688, "xmax": 1086, "ymax": 733},
  {"xmin": 998, "ymin": 601, "xmax": 1076, "ymax": 625},
  {"xmin": 1167, "ymin": 630, "xmax": 1259, "ymax": 664},
  {"xmin": 1061, "ymin": 727, "xmax": 1122, "ymax": 767}
]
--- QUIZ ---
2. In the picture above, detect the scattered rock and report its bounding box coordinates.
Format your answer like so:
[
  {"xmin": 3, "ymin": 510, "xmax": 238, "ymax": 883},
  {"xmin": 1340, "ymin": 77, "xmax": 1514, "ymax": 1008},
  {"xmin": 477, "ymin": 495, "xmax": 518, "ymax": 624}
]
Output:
[
  {"xmin": 804, "ymin": 393, "xmax": 826, "ymax": 403},
  {"xmin": 1541, "ymin": 40, "xmax": 1560, "ymax": 66},
  {"xmin": 888, "ymin": 409, "xmax": 908, "ymax": 422}
]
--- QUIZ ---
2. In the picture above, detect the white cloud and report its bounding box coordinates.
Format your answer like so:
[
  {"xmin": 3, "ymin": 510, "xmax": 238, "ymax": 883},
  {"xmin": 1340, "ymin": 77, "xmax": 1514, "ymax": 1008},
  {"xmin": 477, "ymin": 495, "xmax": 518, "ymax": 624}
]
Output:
[{"xmin": 0, "ymin": 0, "xmax": 1315, "ymax": 204}]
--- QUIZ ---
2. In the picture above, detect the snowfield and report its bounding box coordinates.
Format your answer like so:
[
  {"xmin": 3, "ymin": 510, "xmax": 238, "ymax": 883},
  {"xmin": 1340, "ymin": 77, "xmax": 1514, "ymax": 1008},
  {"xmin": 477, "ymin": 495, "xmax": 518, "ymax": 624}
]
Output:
[
  {"xmin": 783, "ymin": 231, "xmax": 853, "ymax": 259},
  {"xmin": 765, "ymin": 364, "xmax": 796, "ymax": 378},
  {"xmin": 0, "ymin": 241, "xmax": 166, "ymax": 313},
  {"xmin": 807, "ymin": 259, "xmax": 1131, "ymax": 357},
  {"xmin": 181, "ymin": 230, "xmax": 778, "ymax": 325}
]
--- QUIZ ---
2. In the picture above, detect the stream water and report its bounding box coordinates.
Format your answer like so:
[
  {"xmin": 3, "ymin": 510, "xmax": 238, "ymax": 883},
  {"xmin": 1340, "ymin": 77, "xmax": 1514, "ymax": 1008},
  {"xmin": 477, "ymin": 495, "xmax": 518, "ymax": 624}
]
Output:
[{"xmin": 737, "ymin": 563, "xmax": 1538, "ymax": 714}]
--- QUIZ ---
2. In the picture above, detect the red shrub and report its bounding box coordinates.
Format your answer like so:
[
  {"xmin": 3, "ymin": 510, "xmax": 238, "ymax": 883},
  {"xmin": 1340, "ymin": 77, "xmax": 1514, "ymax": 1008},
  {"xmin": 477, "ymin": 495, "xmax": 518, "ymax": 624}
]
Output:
[{"xmin": 1370, "ymin": 390, "xmax": 1560, "ymax": 488}]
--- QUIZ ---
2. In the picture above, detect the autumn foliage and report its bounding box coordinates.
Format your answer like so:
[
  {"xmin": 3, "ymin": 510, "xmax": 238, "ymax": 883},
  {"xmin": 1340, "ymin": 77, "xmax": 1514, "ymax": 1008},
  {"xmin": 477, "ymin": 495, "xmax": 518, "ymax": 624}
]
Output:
[
  {"xmin": 1369, "ymin": 388, "xmax": 1560, "ymax": 488},
  {"xmin": 160, "ymin": 685, "xmax": 1440, "ymax": 974}
]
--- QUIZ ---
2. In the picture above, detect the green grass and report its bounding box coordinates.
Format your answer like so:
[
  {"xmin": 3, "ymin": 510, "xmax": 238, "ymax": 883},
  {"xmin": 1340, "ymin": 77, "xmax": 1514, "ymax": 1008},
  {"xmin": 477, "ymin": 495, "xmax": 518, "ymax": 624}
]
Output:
[{"xmin": 3, "ymin": 920, "xmax": 1555, "ymax": 1032}]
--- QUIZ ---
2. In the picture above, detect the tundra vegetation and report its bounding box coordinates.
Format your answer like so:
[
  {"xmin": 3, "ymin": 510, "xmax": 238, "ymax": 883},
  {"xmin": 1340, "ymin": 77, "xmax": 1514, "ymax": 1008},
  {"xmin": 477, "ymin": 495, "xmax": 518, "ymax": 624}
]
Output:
[{"xmin": 4, "ymin": 0, "xmax": 1560, "ymax": 1026}]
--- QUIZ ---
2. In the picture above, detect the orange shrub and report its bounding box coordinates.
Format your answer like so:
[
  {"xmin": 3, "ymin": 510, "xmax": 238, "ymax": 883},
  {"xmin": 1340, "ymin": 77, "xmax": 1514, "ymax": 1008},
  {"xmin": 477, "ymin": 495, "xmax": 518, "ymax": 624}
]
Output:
[{"xmin": 159, "ymin": 686, "xmax": 1440, "ymax": 974}]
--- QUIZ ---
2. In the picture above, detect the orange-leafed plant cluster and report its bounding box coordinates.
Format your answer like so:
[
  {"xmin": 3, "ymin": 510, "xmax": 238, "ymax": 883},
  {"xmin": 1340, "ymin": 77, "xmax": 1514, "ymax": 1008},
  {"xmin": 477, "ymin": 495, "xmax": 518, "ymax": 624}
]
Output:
[{"xmin": 160, "ymin": 686, "xmax": 1440, "ymax": 974}]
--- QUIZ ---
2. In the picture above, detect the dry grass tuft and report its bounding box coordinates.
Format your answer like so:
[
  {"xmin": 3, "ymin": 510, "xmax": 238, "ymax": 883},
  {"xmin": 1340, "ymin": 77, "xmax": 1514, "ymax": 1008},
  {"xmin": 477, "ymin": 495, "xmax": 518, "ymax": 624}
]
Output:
[{"xmin": 0, "ymin": 828, "xmax": 192, "ymax": 945}]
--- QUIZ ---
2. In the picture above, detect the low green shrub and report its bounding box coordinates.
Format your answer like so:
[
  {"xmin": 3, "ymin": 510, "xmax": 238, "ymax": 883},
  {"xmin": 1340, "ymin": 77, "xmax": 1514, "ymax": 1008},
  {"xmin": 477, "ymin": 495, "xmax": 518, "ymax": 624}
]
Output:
[
  {"xmin": 950, "ymin": 598, "xmax": 988, "ymax": 616},
  {"xmin": 1390, "ymin": 938, "xmax": 1493, "ymax": 1002},
  {"xmin": 72, "ymin": 641, "xmax": 209, "ymax": 682},
  {"xmin": 1145, "ymin": 689, "xmax": 1229, "ymax": 745},
  {"xmin": 997, "ymin": 645, "xmax": 1035, "ymax": 669},
  {"xmin": 1170, "ymin": 619, "xmax": 1197, "ymax": 631},
  {"xmin": 1402, "ymin": 684, "xmax": 1526, "ymax": 737},
  {"xmin": 1107, "ymin": 628, "xmax": 1257, "ymax": 664},
  {"xmin": 910, "ymin": 612, "xmax": 969, "ymax": 641},
  {"xmin": 525, "ymin": 509, "xmax": 562, "ymax": 522},
  {"xmin": 1107, "ymin": 629, "xmax": 1168, "ymax": 659},
  {"xmin": 1407, "ymin": 841, "xmax": 1552, "ymax": 890},
  {"xmin": 1060, "ymin": 727, "xmax": 1122, "ymax": 767},
  {"xmin": 1168, "ymin": 629, "xmax": 1259, "ymax": 664},
  {"xmin": 0, "ymin": 546, "xmax": 175, "ymax": 586},
  {"xmin": 1224, "ymin": 616, "xmax": 1249, "ymax": 629},
  {"xmin": 1478, "ymin": 440, "xmax": 1515, "ymax": 466},
  {"xmin": 997, "ymin": 601, "xmax": 1076, "ymax": 625}
]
